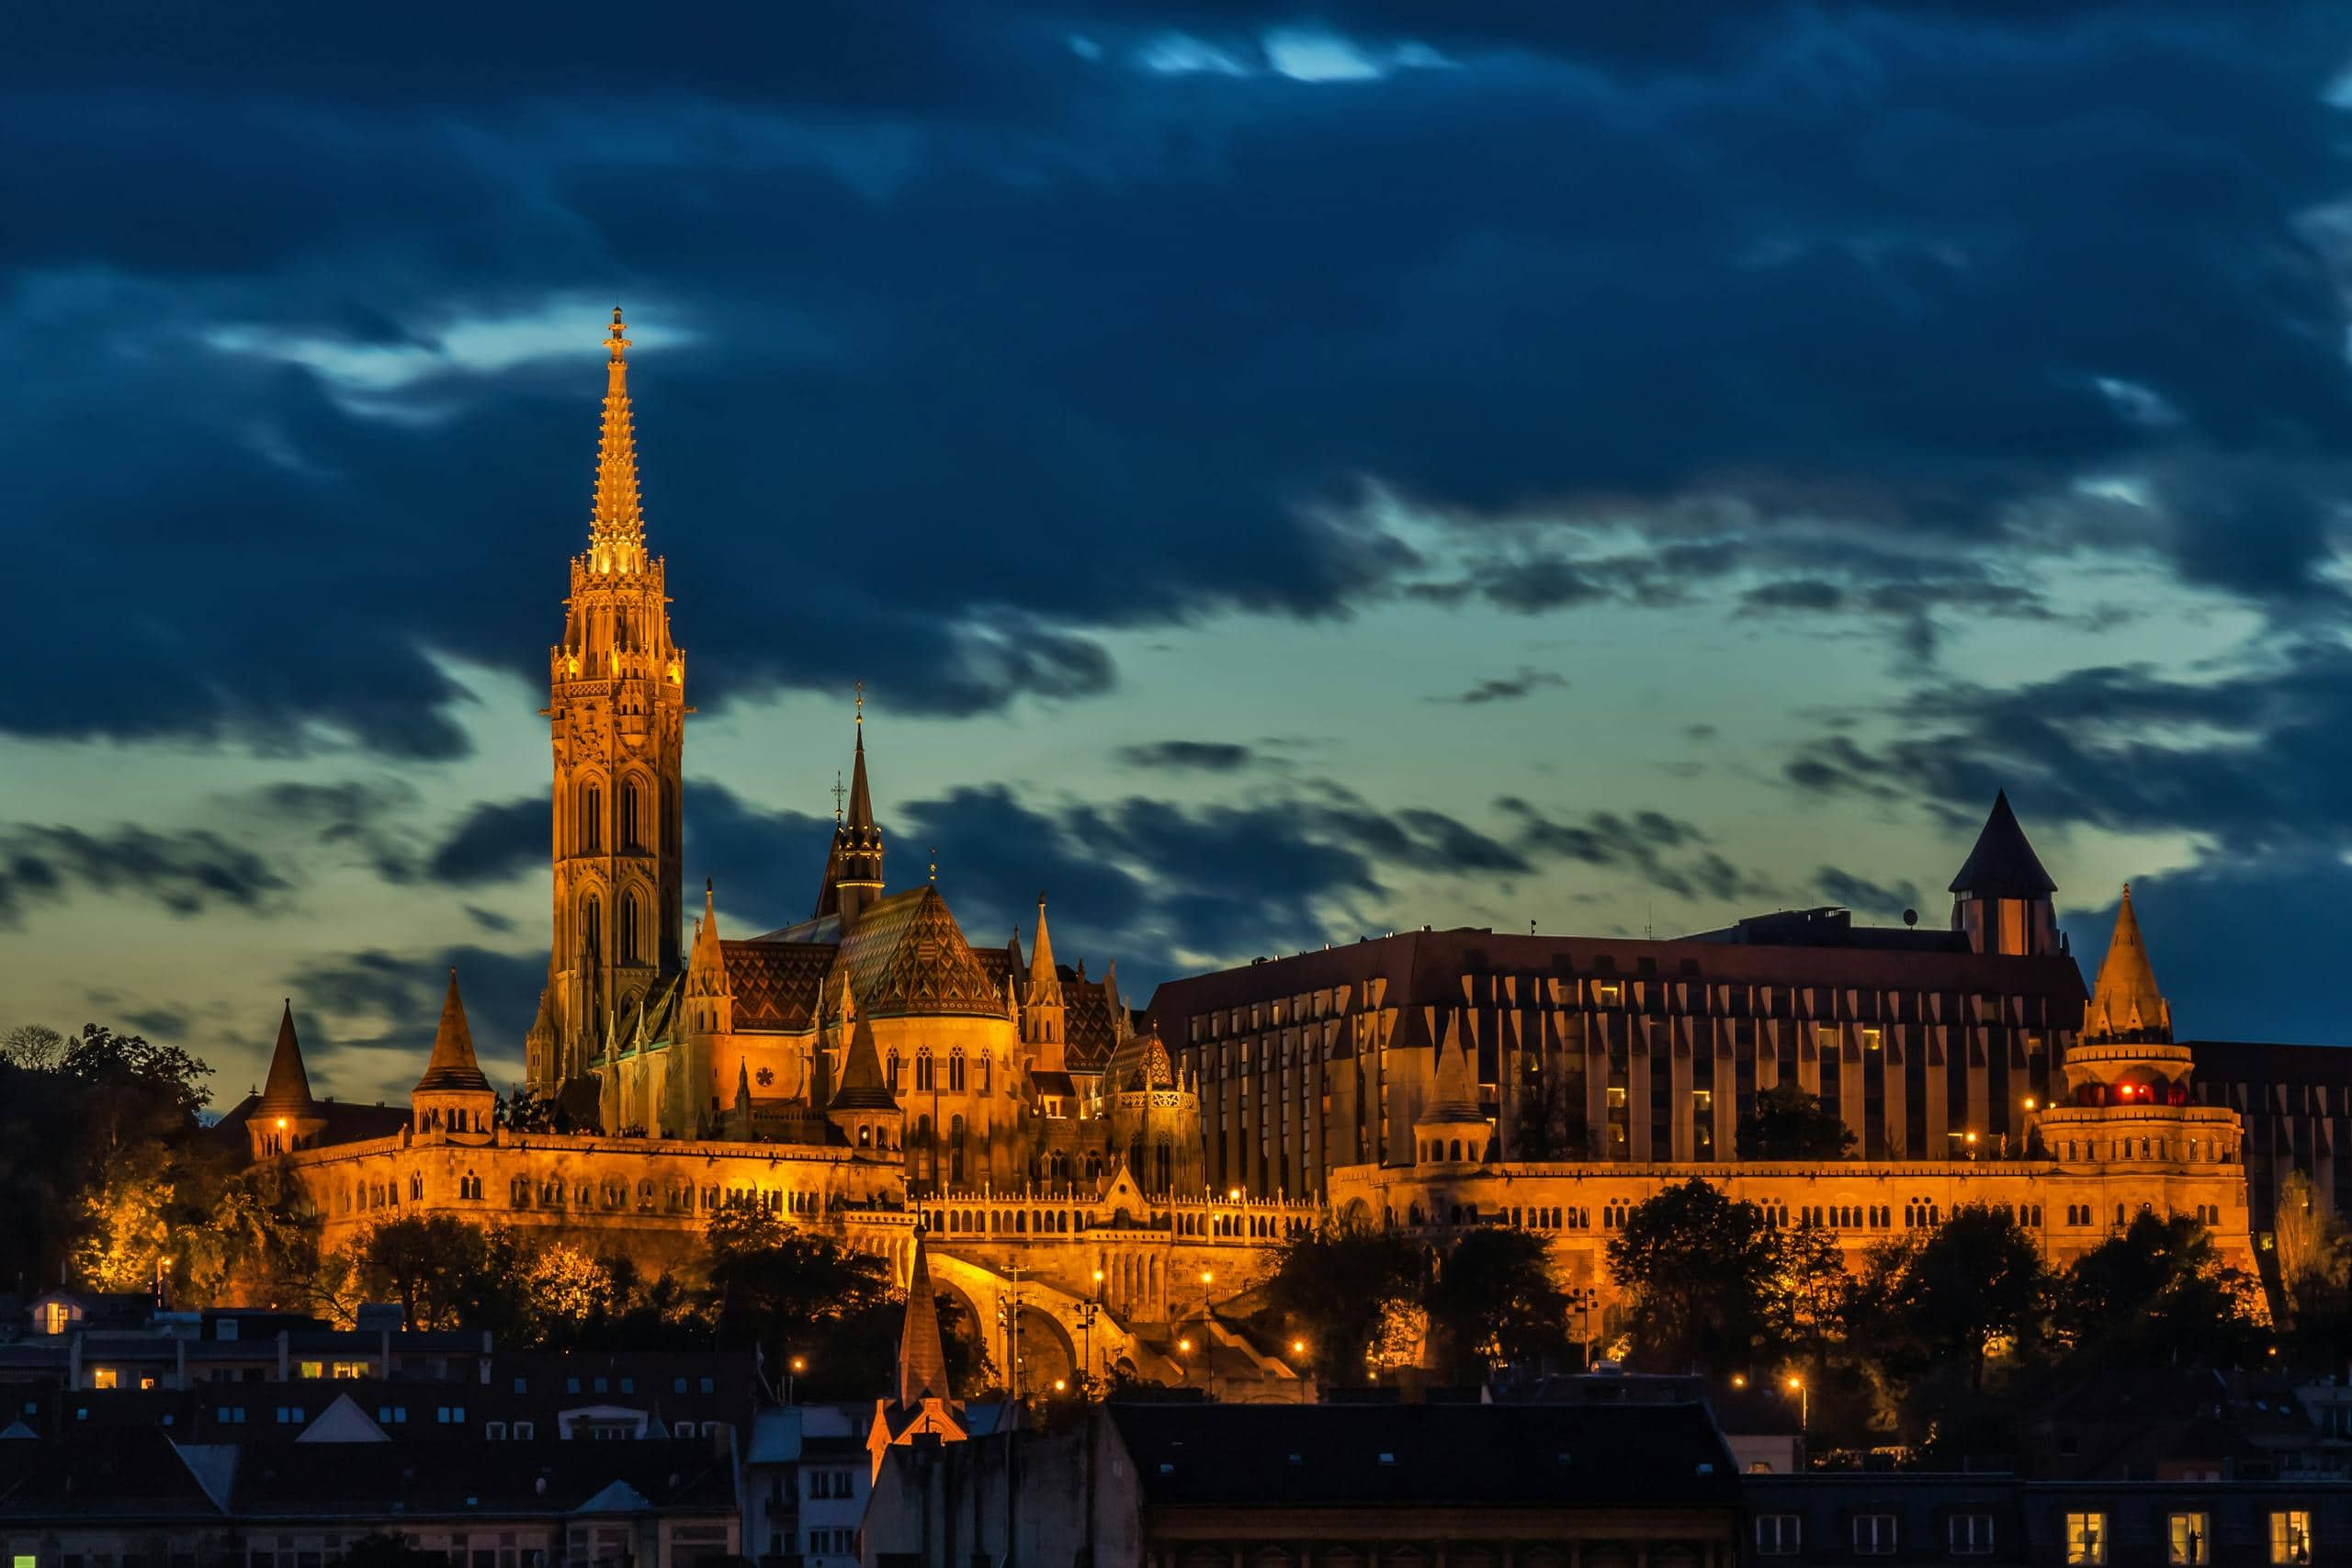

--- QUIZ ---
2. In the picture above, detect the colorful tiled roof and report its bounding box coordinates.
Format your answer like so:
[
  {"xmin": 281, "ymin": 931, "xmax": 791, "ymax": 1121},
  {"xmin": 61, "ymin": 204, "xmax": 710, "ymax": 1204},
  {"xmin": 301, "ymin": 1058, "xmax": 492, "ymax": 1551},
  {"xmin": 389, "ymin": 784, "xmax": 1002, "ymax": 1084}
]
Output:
[
  {"xmin": 722, "ymin": 940, "xmax": 835, "ymax": 1032},
  {"xmin": 829, "ymin": 886, "xmax": 1005, "ymax": 1020}
]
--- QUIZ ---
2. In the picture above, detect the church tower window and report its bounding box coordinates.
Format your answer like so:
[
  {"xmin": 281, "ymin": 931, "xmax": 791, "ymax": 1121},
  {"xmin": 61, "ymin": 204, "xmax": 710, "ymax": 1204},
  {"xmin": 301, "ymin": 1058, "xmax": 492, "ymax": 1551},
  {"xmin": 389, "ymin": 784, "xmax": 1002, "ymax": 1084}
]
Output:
[
  {"xmin": 580, "ymin": 784, "xmax": 603, "ymax": 853},
  {"xmin": 618, "ymin": 892, "xmax": 641, "ymax": 964},
  {"xmin": 581, "ymin": 897, "xmax": 602, "ymax": 964},
  {"xmin": 620, "ymin": 780, "xmax": 642, "ymax": 852}
]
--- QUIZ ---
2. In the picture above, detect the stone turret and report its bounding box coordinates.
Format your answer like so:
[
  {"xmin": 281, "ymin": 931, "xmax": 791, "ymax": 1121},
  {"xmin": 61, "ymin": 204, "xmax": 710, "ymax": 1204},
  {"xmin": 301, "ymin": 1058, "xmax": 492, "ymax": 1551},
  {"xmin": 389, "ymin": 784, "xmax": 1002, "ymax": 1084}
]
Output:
[
  {"xmin": 1414, "ymin": 1015, "xmax": 1490, "ymax": 1168},
  {"xmin": 251, "ymin": 1001, "xmax": 327, "ymax": 1159},
  {"xmin": 2040, "ymin": 886, "xmax": 2239, "ymax": 1172},
  {"xmin": 414, "ymin": 970, "xmax": 495, "ymax": 1140},
  {"xmin": 1950, "ymin": 790, "xmax": 2062, "ymax": 957}
]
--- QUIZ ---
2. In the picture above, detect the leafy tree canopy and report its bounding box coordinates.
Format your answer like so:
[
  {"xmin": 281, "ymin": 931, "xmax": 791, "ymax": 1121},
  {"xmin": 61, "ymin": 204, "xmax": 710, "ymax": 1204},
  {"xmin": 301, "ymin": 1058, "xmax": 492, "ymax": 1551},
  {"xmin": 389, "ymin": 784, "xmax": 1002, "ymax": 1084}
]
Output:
[
  {"xmin": 1606, "ymin": 1179, "xmax": 1787, "ymax": 1376},
  {"xmin": 1424, "ymin": 1228, "xmax": 1570, "ymax": 1380},
  {"xmin": 1736, "ymin": 1083, "xmax": 1856, "ymax": 1161}
]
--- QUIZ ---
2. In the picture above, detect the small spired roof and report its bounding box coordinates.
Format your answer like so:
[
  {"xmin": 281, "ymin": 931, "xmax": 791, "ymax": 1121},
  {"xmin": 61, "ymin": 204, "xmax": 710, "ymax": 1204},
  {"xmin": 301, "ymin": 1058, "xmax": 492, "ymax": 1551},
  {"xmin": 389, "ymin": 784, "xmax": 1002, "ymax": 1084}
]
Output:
[
  {"xmin": 829, "ymin": 1004, "xmax": 899, "ymax": 1112},
  {"xmin": 415, "ymin": 969, "xmax": 492, "ymax": 1095},
  {"xmin": 1025, "ymin": 896, "xmax": 1064, "ymax": 1003},
  {"xmin": 1949, "ymin": 790, "xmax": 2058, "ymax": 898},
  {"xmin": 2083, "ymin": 884, "xmax": 2174, "ymax": 1044},
  {"xmin": 898, "ymin": 1234, "xmax": 952, "ymax": 1408},
  {"xmin": 1418, "ymin": 1028, "xmax": 1484, "ymax": 1127},
  {"xmin": 256, "ymin": 1000, "xmax": 319, "ymax": 1119}
]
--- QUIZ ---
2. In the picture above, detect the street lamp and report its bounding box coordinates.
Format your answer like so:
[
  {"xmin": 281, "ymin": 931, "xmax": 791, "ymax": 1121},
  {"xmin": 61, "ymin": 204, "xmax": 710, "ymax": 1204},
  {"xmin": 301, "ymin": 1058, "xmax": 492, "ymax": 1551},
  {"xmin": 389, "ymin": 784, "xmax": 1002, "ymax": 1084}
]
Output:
[
  {"xmin": 1291, "ymin": 1338, "xmax": 1309, "ymax": 1404},
  {"xmin": 1786, "ymin": 1373, "xmax": 1807, "ymax": 1436},
  {"xmin": 787, "ymin": 1355, "xmax": 807, "ymax": 1404},
  {"xmin": 1731, "ymin": 1373, "xmax": 1747, "ymax": 1390},
  {"xmin": 1075, "ymin": 1301, "xmax": 1100, "ymax": 1396}
]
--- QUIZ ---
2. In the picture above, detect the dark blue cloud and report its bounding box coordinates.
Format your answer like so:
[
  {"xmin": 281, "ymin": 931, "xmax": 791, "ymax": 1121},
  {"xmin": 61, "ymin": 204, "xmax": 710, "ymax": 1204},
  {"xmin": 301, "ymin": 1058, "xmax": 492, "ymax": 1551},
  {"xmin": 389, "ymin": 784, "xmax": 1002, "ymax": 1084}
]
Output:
[
  {"xmin": 426, "ymin": 796, "xmax": 546, "ymax": 887},
  {"xmin": 3, "ymin": 0, "xmax": 2345, "ymax": 763},
  {"xmin": 2072, "ymin": 864, "xmax": 2352, "ymax": 1048}
]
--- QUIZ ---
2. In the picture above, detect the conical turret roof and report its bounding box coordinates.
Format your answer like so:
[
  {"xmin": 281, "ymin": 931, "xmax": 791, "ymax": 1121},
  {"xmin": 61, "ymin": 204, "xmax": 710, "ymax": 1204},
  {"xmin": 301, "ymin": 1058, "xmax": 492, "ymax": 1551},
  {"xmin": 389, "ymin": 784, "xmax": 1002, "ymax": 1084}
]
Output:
[
  {"xmin": 2084, "ymin": 885, "xmax": 2173, "ymax": 1043},
  {"xmin": 898, "ymin": 1233, "xmax": 951, "ymax": 1408},
  {"xmin": 1949, "ymin": 790, "xmax": 2057, "ymax": 897},
  {"xmin": 256, "ymin": 1000, "xmax": 318, "ymax": 1120},
  {"xmin": 415, "ymin": 970, "xmax": 492, "ymax": 1094},
  {"xmin": 829, "ymin": 1002, "xmax": 899, "ymax": 1112},
  {"xmin": 588, "ymin": 307, "xmax": 647, "ymax": 572},
  {"xmin": 1418, "ymin": 1025, "xmax": 1484, "ymax": 1126}
]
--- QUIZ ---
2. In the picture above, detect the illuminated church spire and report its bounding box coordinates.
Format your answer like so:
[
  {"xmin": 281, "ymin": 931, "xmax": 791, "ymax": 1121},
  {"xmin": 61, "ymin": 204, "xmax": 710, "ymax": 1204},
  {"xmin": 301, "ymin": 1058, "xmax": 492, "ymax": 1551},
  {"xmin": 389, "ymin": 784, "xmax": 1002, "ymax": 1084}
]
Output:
[
  {"xmin": 815, "ymin": 688, "xmax": 886, "ymax": 926},
  {"xmin": 590, "ymin": 306, "xmax": 647, "ymax": 574},
  {"xmin": 535, "ymin": 309, "xmax": 689, "ymax": 1108}
]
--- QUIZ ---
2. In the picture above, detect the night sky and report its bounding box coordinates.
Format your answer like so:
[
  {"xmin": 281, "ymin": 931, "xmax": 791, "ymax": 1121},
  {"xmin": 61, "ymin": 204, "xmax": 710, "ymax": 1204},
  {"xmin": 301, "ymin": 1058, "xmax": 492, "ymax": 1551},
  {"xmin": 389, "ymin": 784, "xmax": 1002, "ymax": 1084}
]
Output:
[{"xmin": 8, "ymin": 3, "xmax": 2352, "ymax": 1106}]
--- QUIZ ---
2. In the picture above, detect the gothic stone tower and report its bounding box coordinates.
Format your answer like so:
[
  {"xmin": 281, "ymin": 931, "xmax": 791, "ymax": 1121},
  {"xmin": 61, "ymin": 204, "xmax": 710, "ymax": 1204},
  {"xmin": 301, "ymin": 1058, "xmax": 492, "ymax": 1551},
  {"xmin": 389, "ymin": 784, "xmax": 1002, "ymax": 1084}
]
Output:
[{"xmin": 533, "ymin": 309, "xmax": 688, "ymax": 1099}]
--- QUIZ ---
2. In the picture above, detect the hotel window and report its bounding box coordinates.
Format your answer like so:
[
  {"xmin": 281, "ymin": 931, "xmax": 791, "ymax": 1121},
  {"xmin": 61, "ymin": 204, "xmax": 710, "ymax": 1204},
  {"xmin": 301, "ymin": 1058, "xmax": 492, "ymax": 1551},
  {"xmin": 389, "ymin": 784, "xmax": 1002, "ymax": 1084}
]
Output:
[
  {"xmin": 2066, "ymin": 1512, "xmax": 2108, "ymax": 1565},
  {"xmin": 2271, "ymin": 1511, "xmax": 2313, "ymax": 1565},
  {"xmin": 1861, "ymin": 1028, "xmax": 1882, "ymax": 1051},
  {"xmin": 1754, "ymin": 1516, "xmax": 1801, "ymax": 1556},
  {"xmin": 2170, "ymin": 1513, "xmax": 2210, "ymax": 1565},
  {"xmin": 1853, "ymin": 1515, "xmax": 1897, "ymax": 1555},
  {"xmin": 1951, "ymin": 1516, "xmax": 1996, "ymax": 1555},
  {"xmin": 90, "ymin": 1369, "xmax": 118, "ymax": 1390},
  {"xmin": 1594, "ymin": 983, "xmax": 1623, "ymax": 1007}
]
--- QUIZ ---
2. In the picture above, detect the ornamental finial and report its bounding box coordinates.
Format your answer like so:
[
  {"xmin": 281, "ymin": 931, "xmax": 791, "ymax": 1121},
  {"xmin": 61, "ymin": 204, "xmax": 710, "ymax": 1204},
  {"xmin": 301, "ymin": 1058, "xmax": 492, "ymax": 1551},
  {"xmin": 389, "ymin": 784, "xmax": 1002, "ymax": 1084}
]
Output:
[
  {"xmin": 855, "ymin": 679, "xmax": 865, "ymax": 727},
  {"xmin": 605, "ymin": 305, "xmax": 629, "ymax": 362}
]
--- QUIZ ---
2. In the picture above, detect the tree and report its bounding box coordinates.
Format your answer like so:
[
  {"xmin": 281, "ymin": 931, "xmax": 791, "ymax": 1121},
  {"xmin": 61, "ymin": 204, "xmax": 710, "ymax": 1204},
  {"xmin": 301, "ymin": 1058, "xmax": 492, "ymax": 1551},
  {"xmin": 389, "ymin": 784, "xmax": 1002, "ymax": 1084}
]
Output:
[
  {"xmin": 2057, "ymin": 1212, "xmax": 2266, "ymax": 1368},
  {"xmin": 335, "ymin": 1535, "xmax": 447, "ymax": 1568},
  {"xmin": 1, "ymin": 1024, "xmax": 64, "ymax": 1071},
  {"xmin": 1861, "ymin": 1205, "xmax": 2049, "ymax": 1393},
  {"xmin": 1605, "ymin": 1179, "xmax": 1787, "ymax": 1375},
  {"xmin": 1777, "ymin": 1221, "xmax": 1853, "ymax": 1367},
  {"xmin": 1261, "ymin": 1222, "xmax": 1424, "ymax": 1386},
  {"xmin": 1423, "ymin": 1228, "xmax": 1571, "ymax": 1380},
  {"xmin": 2274, "ymin": 1172, "xmax": 2349, "ymax": 1323},
  {"xmin": 1510, "ymin": 1061, "xmax": 1590, "ymax": 1161},
  {"xmin": 498, "ymin": 1085, "xmax": 558, "ymax": 1133},
  {"xmin": 356, "ymin": 1215, "xmax": 513, "ymax": 1329},
  {"xmin": 1736, "ymin": 1083, "xmax": 1855, "ymax": 1161}
]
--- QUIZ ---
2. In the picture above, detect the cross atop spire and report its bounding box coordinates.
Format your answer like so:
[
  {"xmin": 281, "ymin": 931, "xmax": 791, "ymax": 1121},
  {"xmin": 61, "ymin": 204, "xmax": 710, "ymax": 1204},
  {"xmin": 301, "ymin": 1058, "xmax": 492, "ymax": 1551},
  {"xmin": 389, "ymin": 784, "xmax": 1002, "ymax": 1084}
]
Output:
[{"xmin": 589, "ymin": 306, "xmax": 647, "ymax": 574}]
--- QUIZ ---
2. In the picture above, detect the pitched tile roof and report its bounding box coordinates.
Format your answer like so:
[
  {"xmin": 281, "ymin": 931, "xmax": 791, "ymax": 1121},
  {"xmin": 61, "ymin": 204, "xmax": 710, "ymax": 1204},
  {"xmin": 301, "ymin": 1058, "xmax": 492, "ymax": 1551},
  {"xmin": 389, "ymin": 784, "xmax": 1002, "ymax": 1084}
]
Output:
[
  {"xmin": 722, "ymin": 941, "xmax": 835, "ymax": 1032},
  {"xmin": 830, "ymin": 886, "xmax": 1005, "ymax": 1021}
]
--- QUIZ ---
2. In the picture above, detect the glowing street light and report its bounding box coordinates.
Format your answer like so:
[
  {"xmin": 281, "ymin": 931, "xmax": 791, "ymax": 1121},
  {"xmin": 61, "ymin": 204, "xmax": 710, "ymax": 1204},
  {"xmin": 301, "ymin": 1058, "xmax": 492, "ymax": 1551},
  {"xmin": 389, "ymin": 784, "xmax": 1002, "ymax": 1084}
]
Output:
[
  {"xmin": 1785, "ymin": 1373, "xmax": 1807, "ymax": 1432},
  {"xmin": 786, "ymin": 1355, "xmax": 808, "ymax": 1404}
]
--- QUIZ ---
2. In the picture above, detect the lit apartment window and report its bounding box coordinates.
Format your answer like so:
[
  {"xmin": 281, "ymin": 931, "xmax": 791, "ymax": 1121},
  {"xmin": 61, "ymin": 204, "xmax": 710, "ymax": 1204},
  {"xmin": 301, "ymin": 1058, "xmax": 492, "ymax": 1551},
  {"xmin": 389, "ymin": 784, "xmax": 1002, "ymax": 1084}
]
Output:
[
  {"xmin": 1594, "ymin": 983, "xmax": 1623, "ymax": 1006},
  {"xmin": 90, "ymin": 1369, "xmax": 118, "ymax": 1390},
  {"xmin": 1853, "ymin": 1515, "xmax": 1897, "ymax": 1555},
  {"xmin": 331, "ymin": 1361, "xmax": 367, "ymax": 1379},
  {"xmin": 2067, "ymin": 1512, "xmax": 2108, "ymax": 1565},
  {"xmin": 1951, "ymin": 1516, "xmax": 1996, "ymax": 1556},
  {"xmin": 1755, "ymin": 1516, "xmax": 1801, "ymax": 1556},
  {"xmin": 1861, "ymin": 1028, "xmax": 1883, "ymax": 1051},
  {"xmin": 297, "ymin": 1360, "xmax": 323, "ymax": 1379},
  {"xmin": 2169, "ymin": 1513, "xmax": 2210, "ymax": 1565},
  {"xmin": 2271, "ymin": 1511, "xmax": 2313, "ymax": 1566}
]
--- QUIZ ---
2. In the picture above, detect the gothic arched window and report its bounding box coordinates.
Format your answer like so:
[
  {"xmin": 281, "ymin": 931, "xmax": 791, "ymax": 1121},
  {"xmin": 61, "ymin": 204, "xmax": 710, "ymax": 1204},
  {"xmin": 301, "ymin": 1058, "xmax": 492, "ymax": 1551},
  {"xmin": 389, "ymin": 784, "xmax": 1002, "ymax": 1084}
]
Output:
[
  {"xmin": 620, "ymin": 780, "xmax": 642, "ymax": 852},
  {"xmin": 915, "ymin": 1051, "xmax": 935, "ymax": 1092},
  {"xmin": 618, "ymin": 892, "xmax": 640, "ymax": 964},
  {"xmin": 978, "ymin": 1054, "xmax": 990, "ymax": 1094},
  {"xmin": 888, "ymin": 1051, "xmax": 902, "ymax": 1091},
  {"xmin": 580, "ymin": 784, "xmax": 603, "ymax": 852},
  {"xmin": 581, "ymin": 897, "xmax": 602, "ymax": 964},
  {"xmin": 948, "ymin": 1050, "xmax": 966, "ymax": 1092}
]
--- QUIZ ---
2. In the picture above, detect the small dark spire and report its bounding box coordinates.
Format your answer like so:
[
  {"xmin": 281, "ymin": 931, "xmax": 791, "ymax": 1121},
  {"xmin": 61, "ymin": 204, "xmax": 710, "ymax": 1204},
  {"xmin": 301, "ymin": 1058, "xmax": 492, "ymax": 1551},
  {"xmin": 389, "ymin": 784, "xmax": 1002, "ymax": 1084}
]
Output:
[{"xmin": 1948, "ymin": 789, "xmax": 2057, "ymax": 897}]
